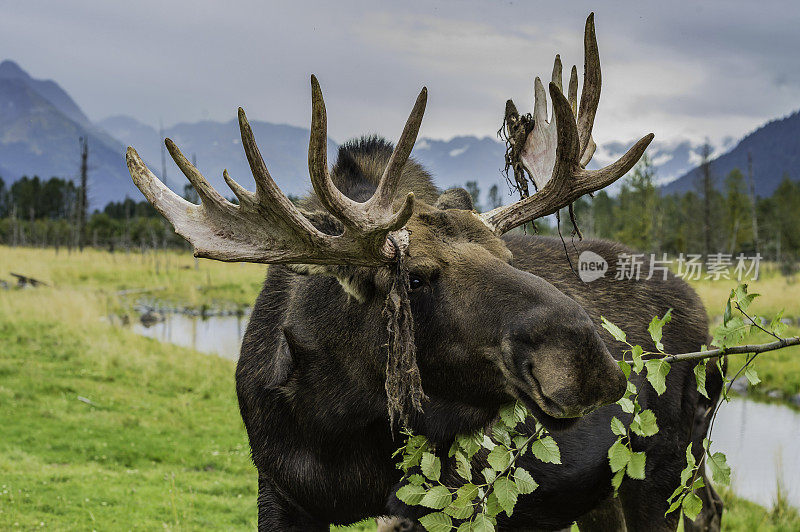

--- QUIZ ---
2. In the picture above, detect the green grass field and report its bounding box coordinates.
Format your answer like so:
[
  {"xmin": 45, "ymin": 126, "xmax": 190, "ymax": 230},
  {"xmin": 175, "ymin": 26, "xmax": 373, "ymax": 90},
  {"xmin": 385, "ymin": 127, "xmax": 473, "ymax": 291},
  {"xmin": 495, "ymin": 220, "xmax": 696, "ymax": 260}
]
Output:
[{"xmin": 0, "ymin": 246, "xmax": 798, "ymax": 530}]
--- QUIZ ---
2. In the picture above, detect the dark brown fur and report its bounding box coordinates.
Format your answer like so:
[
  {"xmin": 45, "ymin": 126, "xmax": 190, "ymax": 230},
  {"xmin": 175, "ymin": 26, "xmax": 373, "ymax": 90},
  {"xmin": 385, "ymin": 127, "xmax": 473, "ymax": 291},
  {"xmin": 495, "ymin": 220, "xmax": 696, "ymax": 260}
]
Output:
[{"xmin": 235, "ymin": 137, "xmax": 722, "ymax": 531}]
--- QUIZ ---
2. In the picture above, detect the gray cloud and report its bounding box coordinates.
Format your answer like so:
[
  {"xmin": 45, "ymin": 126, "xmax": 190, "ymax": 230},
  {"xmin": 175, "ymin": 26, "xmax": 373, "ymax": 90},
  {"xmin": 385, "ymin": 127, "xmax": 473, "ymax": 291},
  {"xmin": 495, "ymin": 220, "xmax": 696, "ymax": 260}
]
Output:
[{"xmin": 1, "ymin": 0, "xmax": 798, "ymax": 147}]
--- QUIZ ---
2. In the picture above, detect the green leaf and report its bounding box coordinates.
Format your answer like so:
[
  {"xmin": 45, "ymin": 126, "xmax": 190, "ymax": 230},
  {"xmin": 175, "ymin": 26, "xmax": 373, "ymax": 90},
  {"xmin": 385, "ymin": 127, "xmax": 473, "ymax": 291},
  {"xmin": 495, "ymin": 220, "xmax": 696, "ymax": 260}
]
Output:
[
  {"xmin": 666, "ymin": 495, "xmax": 684, "ymax": 516},
  {"xmin": 610, "ymin": 416, "xmax": 627, "ymax": 437},
  {"xmin": 770, "ymin": 310, "xmax": 787, "ymax": 337},
  {"xmin": 408, "ymin": 474, "xmax": 425, "ymax": 486},
  {"xmin": 455, "ymin": 483, "xmax": 479, "ymax": 502},
  {"xmin": 619, "ymin": 358, "xmax": 631, "ymax": 379},
  {"xmin": 617, "ymin": 397, "xmax": 635, "ymax": 413},
  {"xmin": 498, "ymin": 402, "xmax": 517, "ymax": 427},
  {"xmin": 667, "ymin": 483, "xmax": 686, "ymax": 504},
  {"xmin": 631, "ymin": 344, "xmax": 644, "ymax": 373},
  {"xmin": 602, "ymin": 317, "xmax": 627, "ymax": 342},
  {"xmin": 626, "ymin": 451, "xmax": 646, "ymax": 480},
  {"xmin": 492, "ymin": 424, "xmax": 512, "ymax": 448},
  {"xmin": 418, "ymin": 511, "xmax": 453, "ymax": 532},
  {"xmin": 682, "ymin": 492, "xmax": 703, "ymax": 520},
  {"xmin": 396, "ymin": 483, "xmax": 427, "ymax": 505},
  {"xmin": 513, "ymin": 467, "xmax": 538, "ymax": 494},
  {"xmin": 471, "ymin": 513, "xmax": 496, "ymax": 532},
  {"xmin": 456, "ymin": 431, "xmax": 483, "ymax": 460},
  {"xmin": 723, "ymin": 298, "xmax": 732, "ymax": 325},
  {"xmin": 611, "ymin": 468, "xmax": 625, "ymax": 493},
  {"xmin": 493, "ymin": 476, "xmax": 519, "ymax": 516},
  {"xmin": 712, "ymin": 316, "xmax": 748, "ymax": 347},
  {"xmin": 402, "ymin": 435, "xmax": 430, "ymax": 471},
  {"xmin": 648, "ymin": 309, "xmax": 672, "ymax": 351},
  {"xmin": 531, "ymin": 436, "xmax": 561, "ymax": 464},
  {"xmin": 482, "ymin": 467, "xmax": 496, "ymax": 484},
  {"xmin": 644, "ymin": 359, "xmax": 671, "ymax": 395},
  {"xmin": 421, "ymin": 452, "xmax": 442, "ymax": 482},
  {"xmin": 680, "ymin": 444, "xmax": 697, "ymax": 485},
  {"xmin": 498, "ymin": 400, "xmax": 528, "ymax": 428},
  {"xmin": 744, "ymin": 365, "xmax": 761, "ymax": 386},
  {"xmin": 419, "ymin": 485, "xmax": 452, "ymax": 510},
  {"xmin": 694, "ymin": 360, "xmax": 709, "ymax": 399},
  {"xmin": 444, "ymin": 498, "xmax": 475, "ymax": 520},
  {"xmin": 735, "ymin": 284, "xmax": 759, "ymax": 313},
  {"xmin": 630, "ymin": 409, "xmax": 659, "ymax": 437},
  {"xmin": 487, "ymin": 445, "xmax": 512, "ymax": 472},
  {"xmin": 708, "ymin": 452, "xmax": 731, "ymax": 486},
  {"xmin": 608, "ymin": 440, "xmax": 631, "ymax": 473},
  {"xmin": 484, "ymin": 492, "xmax": 502, "ymax": 518},
  {"xmin": 455, "ymin": 451, "xmax": 473, "ymax": 482}
]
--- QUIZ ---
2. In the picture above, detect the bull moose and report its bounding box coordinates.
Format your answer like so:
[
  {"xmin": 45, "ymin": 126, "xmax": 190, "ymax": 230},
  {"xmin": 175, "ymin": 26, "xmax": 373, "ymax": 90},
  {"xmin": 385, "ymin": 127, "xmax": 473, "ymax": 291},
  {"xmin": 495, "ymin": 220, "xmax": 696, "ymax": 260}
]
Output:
[{"xmin": 126, "ymin": 14, "xmax": 723, "ymax": 532}]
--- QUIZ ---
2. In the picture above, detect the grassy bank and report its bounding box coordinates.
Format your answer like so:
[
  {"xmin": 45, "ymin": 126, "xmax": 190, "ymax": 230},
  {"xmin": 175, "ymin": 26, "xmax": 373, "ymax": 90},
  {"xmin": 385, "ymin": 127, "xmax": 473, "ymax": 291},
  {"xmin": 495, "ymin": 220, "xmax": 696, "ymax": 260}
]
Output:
[
  {"xmin": 0, "ymin": 288, "xmax": 256, "ymax": 528},
  {"xmin": 0, "ymin": 246, "xmax": 266, "ymax": 309},
  {"xmin": 689, "ymin": 272, "xmax": 800, "ymax": 398},
  {"xmin": 1, "ymin": 246, "xmax": 798, "ymax": 529}
]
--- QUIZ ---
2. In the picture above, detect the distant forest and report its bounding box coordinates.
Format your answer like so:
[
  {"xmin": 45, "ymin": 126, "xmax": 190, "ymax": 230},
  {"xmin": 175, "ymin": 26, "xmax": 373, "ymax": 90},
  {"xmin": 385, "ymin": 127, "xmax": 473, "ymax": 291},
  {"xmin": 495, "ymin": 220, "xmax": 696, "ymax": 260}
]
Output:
[{"xmin": 0, "ymin": 154, "xmax": 799, "ymax": 272}]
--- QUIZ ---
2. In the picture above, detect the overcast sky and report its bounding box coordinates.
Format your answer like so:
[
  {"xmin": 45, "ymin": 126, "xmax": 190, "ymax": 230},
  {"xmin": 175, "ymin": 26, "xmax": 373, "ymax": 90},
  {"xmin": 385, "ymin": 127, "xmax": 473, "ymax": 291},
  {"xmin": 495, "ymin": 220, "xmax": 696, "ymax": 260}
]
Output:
[{"xmin": 2, "ymin": 0, "xmax": 799, "ymax": 147}]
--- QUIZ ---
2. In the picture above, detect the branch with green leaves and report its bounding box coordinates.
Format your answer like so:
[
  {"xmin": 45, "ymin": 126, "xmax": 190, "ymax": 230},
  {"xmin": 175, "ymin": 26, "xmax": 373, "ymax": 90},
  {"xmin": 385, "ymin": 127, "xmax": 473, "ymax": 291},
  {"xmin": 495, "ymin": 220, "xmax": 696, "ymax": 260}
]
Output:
[
  {"xmin": 394, "ymin": 401, "xmax": 558, "ymax": 532},
  {"xmin": 395, "ymin": 283, "xmax": 794, "ymax": 531}
]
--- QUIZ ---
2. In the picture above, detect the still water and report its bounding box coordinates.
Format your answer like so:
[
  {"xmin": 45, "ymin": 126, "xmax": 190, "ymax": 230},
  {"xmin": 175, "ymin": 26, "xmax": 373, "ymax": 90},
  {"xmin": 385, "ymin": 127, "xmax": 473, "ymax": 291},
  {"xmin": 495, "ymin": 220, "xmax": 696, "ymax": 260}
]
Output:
[
  {"xmin": 132, "ymin": 312, "xmax": 799, "ymax": 508},
  {"xmin": 133, "ymin": 311, "xmax": 248, "ymax": 360}
]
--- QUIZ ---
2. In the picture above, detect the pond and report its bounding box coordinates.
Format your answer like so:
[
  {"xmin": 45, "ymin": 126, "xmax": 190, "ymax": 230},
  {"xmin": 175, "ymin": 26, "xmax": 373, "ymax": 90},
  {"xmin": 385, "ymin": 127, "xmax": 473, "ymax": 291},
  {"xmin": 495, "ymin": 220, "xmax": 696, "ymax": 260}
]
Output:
[
  {"xmin": 131, "ymin": 311, "xmax": 799, "ymax": 509},
  {"xmin": 133, "ymin": 311, "xmax": 248, "ymax": 360}
]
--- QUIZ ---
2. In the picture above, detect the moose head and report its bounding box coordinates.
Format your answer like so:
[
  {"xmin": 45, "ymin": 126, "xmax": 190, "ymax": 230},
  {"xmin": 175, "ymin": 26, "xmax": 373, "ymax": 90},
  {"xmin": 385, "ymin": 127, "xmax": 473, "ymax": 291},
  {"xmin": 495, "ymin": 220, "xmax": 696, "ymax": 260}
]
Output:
[{"xmin": 126, "ymin": 15, "xmax": 652, "ymax": 439}]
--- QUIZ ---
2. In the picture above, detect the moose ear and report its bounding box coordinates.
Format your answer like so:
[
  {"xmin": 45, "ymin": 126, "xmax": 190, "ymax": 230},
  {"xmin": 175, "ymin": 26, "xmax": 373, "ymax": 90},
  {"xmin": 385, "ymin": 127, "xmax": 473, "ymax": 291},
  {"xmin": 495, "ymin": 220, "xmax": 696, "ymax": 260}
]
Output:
[
  {"xmin": 435, "ymin": 188, "xmax": 474, "ymax": 210},
  {"xmin": 263, "ymin": 327, "xmax": 297, "ymax": 388}
]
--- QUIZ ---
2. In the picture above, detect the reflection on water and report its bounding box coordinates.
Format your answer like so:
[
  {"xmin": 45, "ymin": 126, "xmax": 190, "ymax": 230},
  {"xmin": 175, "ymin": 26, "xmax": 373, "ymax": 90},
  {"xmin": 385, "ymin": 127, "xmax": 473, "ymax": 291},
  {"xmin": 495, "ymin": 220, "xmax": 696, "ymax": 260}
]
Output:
[
  {"xmin": 130, "ymin": 311, "xmax": 800, "ymax": 508},
  {"xmin": 133, "ymin": 311, "xmax": 249, "ymax": 360},
  {"xmin": 713, "ymin": 398, "xmax": 800, "ymax": 508}
]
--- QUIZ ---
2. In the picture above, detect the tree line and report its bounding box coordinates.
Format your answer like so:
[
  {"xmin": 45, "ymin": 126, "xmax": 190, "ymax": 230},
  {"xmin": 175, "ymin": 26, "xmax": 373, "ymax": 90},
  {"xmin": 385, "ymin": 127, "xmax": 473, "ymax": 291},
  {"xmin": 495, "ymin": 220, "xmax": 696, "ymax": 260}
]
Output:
[
  {"xmin": 0, "ymin": 175, "xmax": 185, "ymax": 251},
  {"xmin": 1, "ymin": 153, "xmax": 799, "ymax": 270},
  {"xmin": 469, "ymin": 153, "xmax": 799, "ymax": 272}
]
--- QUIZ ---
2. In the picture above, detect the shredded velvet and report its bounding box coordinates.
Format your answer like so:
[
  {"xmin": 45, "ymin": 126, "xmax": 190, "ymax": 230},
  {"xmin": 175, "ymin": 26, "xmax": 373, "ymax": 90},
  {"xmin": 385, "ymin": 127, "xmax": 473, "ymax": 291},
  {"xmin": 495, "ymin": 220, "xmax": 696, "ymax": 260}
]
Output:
[{"xmin": 383, "ymin": 246, "xmax": 427, "ymax": 431}]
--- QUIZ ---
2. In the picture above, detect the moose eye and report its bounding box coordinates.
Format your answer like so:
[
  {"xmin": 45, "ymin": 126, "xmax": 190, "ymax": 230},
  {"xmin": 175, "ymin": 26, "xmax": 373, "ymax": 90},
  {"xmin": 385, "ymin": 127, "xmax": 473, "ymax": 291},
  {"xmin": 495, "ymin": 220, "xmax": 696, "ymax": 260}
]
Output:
[{"xmin": 408, "ymin": 274, "xmax": 424, "ymax": 291}]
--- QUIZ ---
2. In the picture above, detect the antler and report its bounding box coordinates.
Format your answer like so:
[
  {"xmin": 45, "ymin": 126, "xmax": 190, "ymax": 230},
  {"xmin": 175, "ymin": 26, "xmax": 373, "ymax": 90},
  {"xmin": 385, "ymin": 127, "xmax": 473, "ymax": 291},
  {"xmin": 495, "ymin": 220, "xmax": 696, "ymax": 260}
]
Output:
[
  {"xmin": 126, "ymin": 75, "xmax": 425, "ymax": 266},
  {"xmin": 481, "ymin": 13, "xmax": 654, "ymax": 235}
]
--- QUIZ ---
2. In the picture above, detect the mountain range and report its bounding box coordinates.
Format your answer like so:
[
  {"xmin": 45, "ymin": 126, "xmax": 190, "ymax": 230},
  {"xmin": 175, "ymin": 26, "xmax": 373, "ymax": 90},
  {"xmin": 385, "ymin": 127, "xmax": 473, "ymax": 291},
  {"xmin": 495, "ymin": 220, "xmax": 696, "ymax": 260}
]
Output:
[
  {"xmin": 662, "ymin": 111, "xmax": 800, "ymax": 196},
  {"xmin": 0, "ymin": 58, "xmax": 797, "ymax": 210}
]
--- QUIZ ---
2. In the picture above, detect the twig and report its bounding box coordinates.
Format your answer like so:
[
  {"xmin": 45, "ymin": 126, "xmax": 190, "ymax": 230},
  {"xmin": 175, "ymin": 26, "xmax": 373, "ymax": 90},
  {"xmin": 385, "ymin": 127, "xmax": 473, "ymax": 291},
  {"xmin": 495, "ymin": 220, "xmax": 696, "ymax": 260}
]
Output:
[
  {"xmin": 473, "ymin": 431, "xmax": 539, "ymax": 517},
  {"xmin": 659, "ymin": 337, "xmax": 800, "ymax": 364}
]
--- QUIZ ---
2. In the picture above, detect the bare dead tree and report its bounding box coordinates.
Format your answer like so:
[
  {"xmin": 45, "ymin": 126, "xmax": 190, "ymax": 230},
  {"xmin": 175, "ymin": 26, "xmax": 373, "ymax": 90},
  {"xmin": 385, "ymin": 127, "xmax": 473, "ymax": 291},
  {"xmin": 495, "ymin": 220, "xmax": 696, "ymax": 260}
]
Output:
[
  {"xmin": 699, "ymin": 142, "xmax": 713, "ymax": 259},
  {"xmin": 78, "ymin": 136, "xmax": 89, "ymax": 251},
  {"xmin": 747, "ymin": 151, "xmax": 759, "ymax": 254}
]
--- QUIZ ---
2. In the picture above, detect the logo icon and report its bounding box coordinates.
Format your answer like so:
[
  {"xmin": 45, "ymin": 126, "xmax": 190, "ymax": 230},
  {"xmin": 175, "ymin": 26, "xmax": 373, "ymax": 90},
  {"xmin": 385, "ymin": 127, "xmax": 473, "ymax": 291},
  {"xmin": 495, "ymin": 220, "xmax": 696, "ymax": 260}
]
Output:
[{"xmin": 578, "ymin": 251, "xmax": 608, "ymax": 283}]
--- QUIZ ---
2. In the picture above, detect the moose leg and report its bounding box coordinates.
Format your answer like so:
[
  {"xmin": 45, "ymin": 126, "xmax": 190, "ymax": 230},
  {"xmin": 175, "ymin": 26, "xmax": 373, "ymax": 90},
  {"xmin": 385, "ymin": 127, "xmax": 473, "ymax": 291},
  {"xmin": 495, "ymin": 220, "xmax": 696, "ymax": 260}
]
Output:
[
  {"xmin": 575, "ymin": 496, "xmax": 627, "ymax": 531},
  {"xmin": 257, "ymin": 476, "xmax": 328, "ymax": 531}
]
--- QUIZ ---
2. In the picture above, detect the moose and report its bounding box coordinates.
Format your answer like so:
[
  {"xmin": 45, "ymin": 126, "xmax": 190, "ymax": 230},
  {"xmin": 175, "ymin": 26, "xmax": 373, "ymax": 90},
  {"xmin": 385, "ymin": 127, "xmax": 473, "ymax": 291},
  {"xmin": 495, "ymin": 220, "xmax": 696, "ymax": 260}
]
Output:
[{"xmin": 126, "ymin": 14, "xmax": 723, "ymax": 532}]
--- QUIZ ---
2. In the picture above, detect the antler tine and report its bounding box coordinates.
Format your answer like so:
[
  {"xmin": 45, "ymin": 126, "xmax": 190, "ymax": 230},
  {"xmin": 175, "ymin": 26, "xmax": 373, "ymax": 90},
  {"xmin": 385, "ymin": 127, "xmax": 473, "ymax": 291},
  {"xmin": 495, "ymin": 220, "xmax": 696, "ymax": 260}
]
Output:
[
  {"xmin": 587, "ymin": 133, "xmax": 654, "ymax": 185},
  {"xmin": 552, "ymin": 54, "xmax": 563, "ymax": 92},
  {"xmin": 568, "ymin": 65, "xmax": 578, "ymax": 115},
  {"xmin": 165, "ymin": 139, "xmax": 232, "ymax": 209},
  {"xmin": 533, "ymin": 77, "xmax": 549, "ymax": 126},
  {"xmin": 549, "ymin": 82, "xmax": 581, "ymax": 184},
  {"xmin": 308, "ymin": 75, "xmax": 366, "ymax": 229},
  {"xmin": 127, "ymin": 147, "xmax": 196, "ymax": 220},
  {"xmin": 577, "ymin": 13, "xmax": 601, "ymax": 160},
  {"xmin": 371, "ymin": 87, "xmax": 427, "ymax": 211},
  {"xmin": 237, "ymin": 107, "xmax": 323, "ymax": 238},
  {"xmin": 222, "ymin": 169, "xmax": 255, "ymax": 206}
]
